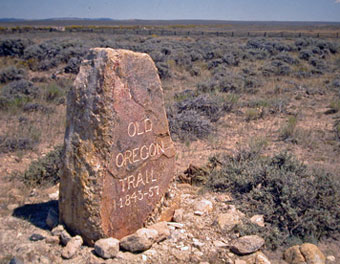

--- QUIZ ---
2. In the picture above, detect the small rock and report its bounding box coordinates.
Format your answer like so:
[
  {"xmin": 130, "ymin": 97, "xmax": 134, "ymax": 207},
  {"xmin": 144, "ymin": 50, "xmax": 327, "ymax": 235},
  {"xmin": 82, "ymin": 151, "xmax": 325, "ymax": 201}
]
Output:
[
  {"xmin": 173, "ymin": 208, "xmax": 184, "ymax": 222},
  {"xmin": 194, "ymin": 210, "xmax": 204, "ymax": 216},
  {"xmin": 217, "ymin": 210, "xmax": 241, "ymax": 232},
  {"xmin": 230, "ymin": 235, "xmax": 265, "ymax": 255},
  {"xmin": 45, "ymin": 235, "xmax": 60, "ymax": 244},
  {"xmin": 256, "ymin": 251, "xmax": 271, "ymax": 264},
  {"xmin": 115, "ymin": 251, "xmax": 140, "ymax": 261},
  {"xmin": 94, "ymin": 237, "xmax": 120, "ymax": 259},
  {"xmin": 29, "ymin": 233, "xmax": 45, "ymax": 241},
  {"xmin": 250, "ymin": 215, "xmax": 265, "ymax": 227},
  {"xmin": 326, "ymin": 256, "xmax": 335, "ymax": 262},
  {"xmin": 284, "ymin": 243, "xmax": 325, "ymax": 264},
  {"xmin": 284, "ymin": 245, "xmax": 305, "ymax": 264},
  {"xmin": 46, "ymin": 208, "xmax": 58, "ymax": 229},
  {"xmin": 235, "ymin": 260, "xmax": 247, "ymax": 264},
  {"xmin": 61, "ymin": 235, "xmax": 83, "ymax": 259},
  {"xmin": 216, "ymin": 193, "xmax": 233, "ymax": 202},
  {"xmin": 148, "ymin": 221, "xmax": 170, "ymax": 242},
  {"xmin": 9, "ymin": 257, "xmax": 24, "ymax": 264},
  {"xmin": 193, "ymin": 238, "xmax": 205, "ymax": 249},
  {"xmin": 213, "ymin": 240, "xmax": 228, "ymax": 248},
  {"xmin": 167, "ymin": 222, "xmax": 184, "ymax": 229},
  {"xmin": 7, "ymin": 204, "xmax": 19, "ymax": 211},
  {"xmin": 181, "ymin": 246, "xmax": 190, "ymax": 251},
  {"xmin": 193, "ymin": 199, "xmax": 213, "ymax": 213},
  {"xmin": 120, "ymin": 228, "xmax": 158, "ymax": 253},
  {"xmin": 37, "ymin": 256, "xmax": 50, "ymax": 264},
  {"xmin": 51, "ymin": 225, "xmax": 64, "ymax": 236},
  {"xmin": 194, "ymin": 250, "xmax": 204, "ymax": 257},
  {"xmin": 60, "ymin": 230, "xmax": 72, "ymax": 246},
  {"xmin": 300, "ymin": 243, "xmax": 325, "ymax": 264}
]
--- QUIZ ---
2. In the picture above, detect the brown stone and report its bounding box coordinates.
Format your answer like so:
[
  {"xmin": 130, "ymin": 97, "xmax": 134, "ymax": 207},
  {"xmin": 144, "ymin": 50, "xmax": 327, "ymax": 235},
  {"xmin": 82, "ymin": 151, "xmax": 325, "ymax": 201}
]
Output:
[
  {"xmin": 284, "ymin": 243, "xmax": 325, "ymax": 264},
  {"xmin": 59, "ymin": 48, "xmax": 176, "ymax": 245},
  {"xmin": 230, "ymin": 235, "xmax": 265, "ymax": 255},
  {"xmin": 300, "ymin": 243, "xmax": 325, "ymax": 264}
]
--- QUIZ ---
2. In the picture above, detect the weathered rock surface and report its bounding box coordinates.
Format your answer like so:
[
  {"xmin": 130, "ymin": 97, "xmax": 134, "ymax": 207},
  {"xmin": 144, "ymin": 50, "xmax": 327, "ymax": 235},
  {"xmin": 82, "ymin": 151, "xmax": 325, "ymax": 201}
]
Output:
[
  {"xmin": 148, "ymin": 221, "xmax": 170, "ymax": 242},
  {"xmin": 120, "ymin": 227, "xmax": 158, "ymax": 252},
  {"xmin": 61, "ymin": 235, "xmax": 83, "ymax": 259},
  {"xmin": 59, "ymin": 48, "xmax": 176, "ymax": 244},
  {"xmin": 217, "ymin": 206, "xmax": 244, "ymax": 231},
  {"xmin": 60, "ymin": 229, "xmax": 72, "ymax": 246},
  {"xmin": 194, "ymin": 199, "xmax": 213, "ymax": 213},
  {"xmin": 45, "ymin": 208, "xmax": 58, "ymax": 229},
  {"xmin": 284, "ymin": 243, "xmax": 326, "ymax": 264},
  {"xmin": 239, "ymin": 251, "xmax": 272, "ymax": 264},
  {"xmin": 51, "ymin": 225, "xmax": 64, "ymax": 237},
  {"xmin": 230, "ymin": 235, "xmax": 265, "ymax": 255},
  {"xmin": 94, "ymin": 237, "xmax": 120, "ymax": 259},
  {"xmin": 173, "ymin": 208, "xmax": 184, "ymax": 222}
]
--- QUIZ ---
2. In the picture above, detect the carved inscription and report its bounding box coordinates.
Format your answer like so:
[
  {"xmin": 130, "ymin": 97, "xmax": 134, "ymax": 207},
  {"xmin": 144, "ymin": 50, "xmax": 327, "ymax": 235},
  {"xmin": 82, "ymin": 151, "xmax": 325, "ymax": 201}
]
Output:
[
  {"xmin": 113, "ymin": 167, "xmax": 159, "ymax": 210},
  {"xmin": 115, "ymin": 119, "xmax": 165, "ymax": 168},
  {"xmin": 113, "ymin": 118, "xmax": 161, "ymax": 211}
]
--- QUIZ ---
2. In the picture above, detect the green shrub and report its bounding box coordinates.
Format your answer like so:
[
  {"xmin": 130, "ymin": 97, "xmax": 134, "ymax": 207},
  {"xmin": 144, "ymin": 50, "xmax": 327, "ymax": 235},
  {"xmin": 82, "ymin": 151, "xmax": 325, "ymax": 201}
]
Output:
[
  {"xmin": 329, "ymin": 99, "xmax": 340, "ymax": 113},
  {"xmin": 245, "ymin": 108, "xmax": 264, "ymax": 121},
  {"xmin": 279, "ymin": 116, "xmax": 297, "ymax": 141},
  {"xmin": 200, "ymin": 149, "xmax": 340, "ymax": 249},
  {"xmin": 44, "ymin": 82, "xmax": 65, "ymax": 102},
  {"xmin": 22, "ymin": 145, "xmax": 63, "ymax": 187}
]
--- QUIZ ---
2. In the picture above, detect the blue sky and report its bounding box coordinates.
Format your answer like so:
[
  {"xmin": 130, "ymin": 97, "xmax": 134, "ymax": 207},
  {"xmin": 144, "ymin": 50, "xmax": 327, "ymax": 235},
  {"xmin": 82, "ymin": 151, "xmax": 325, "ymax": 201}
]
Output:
[{"xmin": 0, "ymin": 0, "xmax": 340, "ymax": 22}]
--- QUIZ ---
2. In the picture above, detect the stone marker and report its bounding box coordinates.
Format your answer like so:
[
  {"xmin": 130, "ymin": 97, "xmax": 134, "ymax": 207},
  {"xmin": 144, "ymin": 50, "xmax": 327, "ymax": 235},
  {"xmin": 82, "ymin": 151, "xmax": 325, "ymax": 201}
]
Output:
[{"xmin": 59, "ymin": 48, "xmax": 176, "ymax": 245}]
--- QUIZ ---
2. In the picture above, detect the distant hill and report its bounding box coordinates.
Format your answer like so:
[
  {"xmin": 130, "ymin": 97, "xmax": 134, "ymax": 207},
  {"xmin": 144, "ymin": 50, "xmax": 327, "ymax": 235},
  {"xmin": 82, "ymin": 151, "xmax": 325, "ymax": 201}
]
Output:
[
  {"xmin": 0, "ymin": 18, "xmax": 27, "ymax": 23},
  {"xmin": 0, "ymin": 17, "xmax": 339, "ymax": 29}
]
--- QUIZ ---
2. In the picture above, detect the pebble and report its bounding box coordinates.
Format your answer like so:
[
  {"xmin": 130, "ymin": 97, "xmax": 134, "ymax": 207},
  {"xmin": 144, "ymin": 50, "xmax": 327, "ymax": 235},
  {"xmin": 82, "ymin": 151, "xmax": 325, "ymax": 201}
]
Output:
[
  {"xmin": 167, "ymin": 222, "xmax": 184, "ymax": 229},
  {"xmin": 120, "ymin": 228, "xmax": 158, "ymax": 253},
  {"xmin": 29, "ymin": 233, "xmax": 45, "ymax": 241},
  {"xmin": 61, "ymin": 235, "xmax": 83, "ymax": 259},
  {"xmin": 194, "ymin": 210, "xmax": 204, "ymax": 216},
  {"xmin": 173, "ymin": 208, "xmax": 184, "ymax": 222},
  {"xmin": 94, "ymin": 237, "xmax": 120, "ymax": 259},
  {"xmin": 60, "ymin": 230, "xmax": 72, "ymax": 246},
  {"xmin": 326, "ymin": 255, "xmax": 335, "ymax": 262}
]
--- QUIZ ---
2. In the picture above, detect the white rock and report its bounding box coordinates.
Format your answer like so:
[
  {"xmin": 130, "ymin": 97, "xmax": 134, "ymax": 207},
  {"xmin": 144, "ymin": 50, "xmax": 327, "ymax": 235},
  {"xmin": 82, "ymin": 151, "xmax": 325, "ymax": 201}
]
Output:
[
  {"xmin": 49, "ymin": 190, "xmax": 59, "ymax": 200},
  {"xmin": 250, "ymin": 215, "xmax": 265, "ymax": 227},
  {"xmin": 181, "ymin": 246, "xmax": 190, "ymax": 251},
  {"xmin": 193, "ymin": 199, "xmax": 213, "ymax": 213},
  {"xmin": 194, "ymin": 211, "xmax": 204, "ymax": 216},
  {"xmin": 326, "ymin": 256, "xmax": 335, "ymax": 262},
  {"xmin": 94, "ymin": 237, "xmax": 119, "ymax": 259},
  {"xmin": 167, "ymin": 222, "xmax": 184, "ymax": 229}
]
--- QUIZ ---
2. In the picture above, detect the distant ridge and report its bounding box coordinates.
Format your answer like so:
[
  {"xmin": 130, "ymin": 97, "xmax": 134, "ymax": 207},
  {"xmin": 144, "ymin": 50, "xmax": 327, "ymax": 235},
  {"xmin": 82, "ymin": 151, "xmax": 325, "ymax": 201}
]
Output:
[{"xmin": 0, "ymin": 17, "xmax": 339, "ymax": 27}]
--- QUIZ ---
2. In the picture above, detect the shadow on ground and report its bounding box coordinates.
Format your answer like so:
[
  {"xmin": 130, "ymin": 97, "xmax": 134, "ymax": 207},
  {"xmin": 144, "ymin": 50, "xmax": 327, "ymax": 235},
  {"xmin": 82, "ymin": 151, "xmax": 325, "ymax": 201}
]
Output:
[{"xmin": 12, "ymin": 200, "xmax": 58, "ymax": 230}]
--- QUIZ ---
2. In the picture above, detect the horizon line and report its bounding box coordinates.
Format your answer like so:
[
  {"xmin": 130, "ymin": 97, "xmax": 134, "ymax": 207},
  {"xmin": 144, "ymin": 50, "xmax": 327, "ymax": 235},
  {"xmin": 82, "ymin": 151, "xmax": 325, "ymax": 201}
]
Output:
[{"xmin": 1, "ymin": 17, "xmax": 340, "ymax": 24}]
